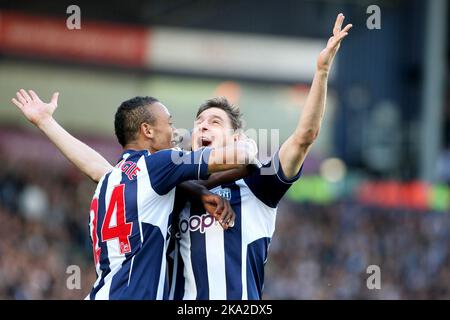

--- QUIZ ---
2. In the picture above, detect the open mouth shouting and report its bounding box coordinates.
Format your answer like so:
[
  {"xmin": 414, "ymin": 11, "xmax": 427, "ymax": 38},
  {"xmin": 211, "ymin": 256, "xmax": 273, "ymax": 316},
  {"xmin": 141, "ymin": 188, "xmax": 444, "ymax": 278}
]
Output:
[{"xmin": 200, "ymin": 136, "xmax": 212, "ymax": 147}]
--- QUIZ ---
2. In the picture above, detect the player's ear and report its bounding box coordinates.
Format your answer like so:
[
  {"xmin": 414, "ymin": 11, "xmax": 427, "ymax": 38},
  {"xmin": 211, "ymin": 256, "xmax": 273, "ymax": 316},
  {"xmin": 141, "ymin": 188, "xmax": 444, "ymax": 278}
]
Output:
[{"xmin": 141, "ymin": 122, "xmax": 154, "ymax": 139}]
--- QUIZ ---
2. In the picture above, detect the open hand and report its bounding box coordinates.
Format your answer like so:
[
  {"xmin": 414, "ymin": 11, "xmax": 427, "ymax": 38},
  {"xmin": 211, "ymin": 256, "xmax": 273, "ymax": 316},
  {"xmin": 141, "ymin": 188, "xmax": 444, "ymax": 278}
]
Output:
[
  {"xmin": 317, "ymin": 13, "xmax": 352, "ymax": 73},
  {"xmin": 11, "ymin": 89, "xmax": 59, "ymax": 127}
]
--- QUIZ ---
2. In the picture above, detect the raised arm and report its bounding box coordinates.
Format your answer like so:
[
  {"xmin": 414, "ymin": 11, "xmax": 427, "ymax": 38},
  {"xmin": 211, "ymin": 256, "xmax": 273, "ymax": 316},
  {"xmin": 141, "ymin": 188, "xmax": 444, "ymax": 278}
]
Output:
[
  {"xmin": 279, "ymin": 13, "xmax": 352, "ymax": 179},
  {"xmin": 11, "ymin": 89, "xmax": 113, "ymax": 182}
]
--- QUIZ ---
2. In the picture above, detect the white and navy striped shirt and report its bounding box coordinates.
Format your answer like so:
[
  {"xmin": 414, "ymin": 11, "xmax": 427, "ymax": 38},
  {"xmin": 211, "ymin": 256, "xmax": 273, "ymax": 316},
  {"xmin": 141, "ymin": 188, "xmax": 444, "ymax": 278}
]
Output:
[
  {"xmin": 169, "ymin": 151, "xmax": 302, "ymax": 300},
  {"xmin": 87, "ymin": 147, "xmax": 211, "ymax": 300}
]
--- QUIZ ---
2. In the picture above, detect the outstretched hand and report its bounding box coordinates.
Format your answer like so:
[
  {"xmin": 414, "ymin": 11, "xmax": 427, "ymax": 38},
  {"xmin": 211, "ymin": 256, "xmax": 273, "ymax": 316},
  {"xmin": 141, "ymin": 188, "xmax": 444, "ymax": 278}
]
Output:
[
  {"xmin": 11, "ymin": 89, "xmax": 59, "ymax": 127},
  {"xmin": 317, "ymin": 13, "xmax": 352, "ymax": 73}
]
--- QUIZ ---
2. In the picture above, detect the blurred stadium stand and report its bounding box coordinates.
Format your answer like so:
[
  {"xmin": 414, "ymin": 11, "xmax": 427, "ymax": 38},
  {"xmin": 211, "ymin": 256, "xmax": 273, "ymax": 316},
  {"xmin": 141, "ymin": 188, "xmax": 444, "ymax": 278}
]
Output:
[{"xmin": 0, "ymin": 0, "xmax": 448, "ymax": 299}]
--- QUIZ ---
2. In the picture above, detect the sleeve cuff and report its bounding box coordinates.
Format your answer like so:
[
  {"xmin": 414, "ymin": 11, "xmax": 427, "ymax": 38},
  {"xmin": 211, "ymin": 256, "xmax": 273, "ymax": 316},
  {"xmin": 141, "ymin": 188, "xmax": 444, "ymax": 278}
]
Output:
[{"xmin": 272, "ymin": 150, "xmax": 303, "ymax": 184}]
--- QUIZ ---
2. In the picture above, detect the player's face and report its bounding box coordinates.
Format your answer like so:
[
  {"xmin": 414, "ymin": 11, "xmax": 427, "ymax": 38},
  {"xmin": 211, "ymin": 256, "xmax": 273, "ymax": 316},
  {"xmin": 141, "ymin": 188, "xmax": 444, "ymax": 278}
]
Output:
[
  {"xmin": 148, "ymin": 103, "xmax": 176, "ymax": 151},
  {"xmin": 192, "ymin": 107, "xmax": 237, "ymax": 151}
]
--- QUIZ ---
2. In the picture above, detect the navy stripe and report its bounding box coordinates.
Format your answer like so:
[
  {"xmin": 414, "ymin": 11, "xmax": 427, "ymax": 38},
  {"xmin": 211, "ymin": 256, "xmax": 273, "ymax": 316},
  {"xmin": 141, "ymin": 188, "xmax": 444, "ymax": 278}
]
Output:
[
  {"xmin": 224, "ymin": 182, "xmax": 243, "ymax": 299},
  {"xmin": 165, "ymin": 237, "xmax": 175, "ymax": 298},
  {"xmin": 165, "ymin": 235, "xmax": 181, "ymax": 300},
  {"xmin": 90, "ymin": 173, "xmax": 112, "ymax": 299},
  {"xmin": 163, "ymin": 212, "xmax": 174, "ymax": 300},
  {"xmin": 122, "ymin": 222, "xmax": 165, "ymax": 299},
  {"xmin": 246, "ymin": 237, "xmax": 270, "ymax": 300},
  {"xmin": 173, "ymin": 241, "xmax": 186, "ymax": 300},
  {"xmin": 189, "ymin": 201, "xmax": 209, "ymax": 299},
  {"xmin": 168, "ymin": 190, "xmax": 186, "ymax": 300},
  {"xmin": 109, "ymin": 153, "xmax": 142, "ymax": 299}
]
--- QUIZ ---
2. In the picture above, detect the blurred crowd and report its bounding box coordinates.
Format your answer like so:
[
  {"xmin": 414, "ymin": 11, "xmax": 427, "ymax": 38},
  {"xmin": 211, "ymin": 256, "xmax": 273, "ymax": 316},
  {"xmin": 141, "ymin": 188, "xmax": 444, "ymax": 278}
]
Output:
[
  {"xmin": 0, "ymin": 156, "xmax": 96, "ymax": 299},
  {"xmin": 0, "ymin": 157, "xmax": 449, "ymax": 299},
  {"xmin": 265, "ymin": 201, "xmax": 450, "ymax": 299}
]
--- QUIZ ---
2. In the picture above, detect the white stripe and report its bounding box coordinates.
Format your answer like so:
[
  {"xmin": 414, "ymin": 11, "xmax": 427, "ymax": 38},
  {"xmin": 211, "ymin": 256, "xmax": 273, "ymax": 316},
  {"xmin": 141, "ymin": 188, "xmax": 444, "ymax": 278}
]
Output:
[
  {"xmin": 89, "ymin": 175, "xmax": 108, "ymax": 297},
  {"xmin": 241, "ymin": 245, "xmax": 248, "ymax": 300},
  {"xmin": 238, "ymin": 180, "xmax": 248, "ymax": 299},
  {"xmin": 156, "ymin": 238, "xmax": 171, "ymax": 299},
  {"xmin": 239, "ymin": 179, "xmax": 277, "ymax": 299},
  {"xmin": 197, "ymin": 148, "xmax": 207, "ymax": 180},
  {"xmin": 205, "ymin": 222, "xmax": 227, "ymax": 299},
  {"xmin": 179, "ymin": 204, "xmax": 197, "ymax": 299},
  {"xmin": 94, "ymin": 166, "xmax": 125, "ymax": 299},
  {"xmin": 90, "ymin": 175, "xmax": 106, "ymax": 279},
  {"xmin": 136, "ymin": 156, "xmax": 147, "ymax": 244},
  {"xmin": 239, "ymin": 179, "xmax": 277, "ymax": 241},
  {"xmin": 139, "ymin": 157, "xmax": 175, "ymax": 229},
  {"xmin": 168, "ymin": 240, "xmax": 179, "ymax": 300},
  {"xmin": 127, "ymin": 256, "xmax": 135, "ymax": 287}
]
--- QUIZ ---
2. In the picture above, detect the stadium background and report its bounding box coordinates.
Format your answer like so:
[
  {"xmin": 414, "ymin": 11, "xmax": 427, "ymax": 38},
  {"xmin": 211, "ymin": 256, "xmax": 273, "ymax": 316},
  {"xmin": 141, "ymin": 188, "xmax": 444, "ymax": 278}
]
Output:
[{"xmin": 0, "ymin": 0, "xmax": 449, "ymax": 299}]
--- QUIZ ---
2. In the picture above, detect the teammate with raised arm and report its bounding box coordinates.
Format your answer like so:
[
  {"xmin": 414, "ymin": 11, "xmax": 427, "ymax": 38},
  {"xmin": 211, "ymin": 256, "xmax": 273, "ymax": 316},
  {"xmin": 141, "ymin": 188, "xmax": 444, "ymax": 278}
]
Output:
[{"xmin": 170, "ymin": 13, "xmax": 352, "ymax": 300}]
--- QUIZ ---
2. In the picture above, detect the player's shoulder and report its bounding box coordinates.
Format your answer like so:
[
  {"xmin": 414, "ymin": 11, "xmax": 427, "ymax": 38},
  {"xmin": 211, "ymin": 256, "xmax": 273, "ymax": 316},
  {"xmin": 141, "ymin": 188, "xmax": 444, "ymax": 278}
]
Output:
[
  {"xmin": 143, "ymin": 148, "xmax": 192, "ymax": 167},
  {"xmin": 146, "ymin": 147, "xmax": 184, "ymax": 158}
]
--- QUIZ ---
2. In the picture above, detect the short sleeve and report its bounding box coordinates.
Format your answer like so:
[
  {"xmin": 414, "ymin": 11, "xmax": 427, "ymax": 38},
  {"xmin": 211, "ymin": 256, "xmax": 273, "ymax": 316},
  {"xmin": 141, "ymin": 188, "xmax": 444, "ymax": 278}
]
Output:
[
  {"xmin": 243, "ymin": 150, "xmax": 303, "ymax": 208},
  {"xmin": 145, "ymin": 148, "xmax": 212, "ymax": 195}
]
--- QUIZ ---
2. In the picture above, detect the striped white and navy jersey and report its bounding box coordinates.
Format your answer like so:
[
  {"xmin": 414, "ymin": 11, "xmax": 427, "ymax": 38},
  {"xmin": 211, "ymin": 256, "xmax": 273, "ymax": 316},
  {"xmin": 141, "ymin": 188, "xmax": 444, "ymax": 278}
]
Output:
[
  {"xmin": 169, "ymin": 151, "xmax": 302, "ymax": 300},
  {"xmin": 87, "ymin": 147, "xmax": 211, "ymax": 300}
]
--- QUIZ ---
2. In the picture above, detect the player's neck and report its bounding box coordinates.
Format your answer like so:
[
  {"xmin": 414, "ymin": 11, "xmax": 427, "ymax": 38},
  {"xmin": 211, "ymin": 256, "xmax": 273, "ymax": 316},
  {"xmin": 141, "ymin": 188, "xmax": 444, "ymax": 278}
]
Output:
[{"xmin": 123, "ymin": 141, "xmax": 156, "ymax": 153}]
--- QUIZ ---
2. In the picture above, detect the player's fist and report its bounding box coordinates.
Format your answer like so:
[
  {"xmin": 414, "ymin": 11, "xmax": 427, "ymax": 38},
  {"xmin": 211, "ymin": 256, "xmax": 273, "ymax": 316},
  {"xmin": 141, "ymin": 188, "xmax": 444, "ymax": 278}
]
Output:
[
  {"xmin": 201, "ymin": 192, "xmax": 235, "ymax": 230},
  {"xmin": 11, "ymin": 89, "xmax": 59, "ymax": 127}
]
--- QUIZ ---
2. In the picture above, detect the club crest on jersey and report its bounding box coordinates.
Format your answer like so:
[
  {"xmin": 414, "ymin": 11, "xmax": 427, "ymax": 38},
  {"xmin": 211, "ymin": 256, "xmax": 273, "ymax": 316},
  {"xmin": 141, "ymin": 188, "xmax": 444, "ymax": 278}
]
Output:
[
  {"xmin": 120, "ymin": 242, "xmax": 130, "ymax": 253},
  {"xmin": 215, "ymin": 188, "xmax": 231, "ymax": 200}
]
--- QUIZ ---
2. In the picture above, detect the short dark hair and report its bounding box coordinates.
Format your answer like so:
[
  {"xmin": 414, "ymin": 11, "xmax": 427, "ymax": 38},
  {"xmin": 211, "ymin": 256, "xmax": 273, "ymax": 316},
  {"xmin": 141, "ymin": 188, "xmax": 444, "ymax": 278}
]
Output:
[
  {"xmin": 196, "ymin": 97, "xmax": 243, "ymax": 130},
  {"xmin": 114, "ymin": 96, "xmax": 159, "ymax": 147}
]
